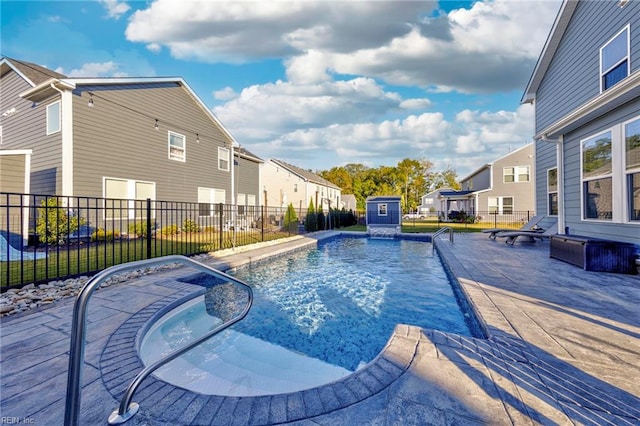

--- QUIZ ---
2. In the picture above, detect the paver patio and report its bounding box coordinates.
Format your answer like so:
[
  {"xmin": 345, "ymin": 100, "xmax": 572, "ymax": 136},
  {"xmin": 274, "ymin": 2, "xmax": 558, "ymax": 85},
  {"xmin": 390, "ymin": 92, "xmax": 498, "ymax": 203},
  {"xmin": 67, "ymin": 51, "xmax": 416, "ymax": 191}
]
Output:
[{"xmin": 0, "ymin": 231, "xmax": 638, "ymax": 425}]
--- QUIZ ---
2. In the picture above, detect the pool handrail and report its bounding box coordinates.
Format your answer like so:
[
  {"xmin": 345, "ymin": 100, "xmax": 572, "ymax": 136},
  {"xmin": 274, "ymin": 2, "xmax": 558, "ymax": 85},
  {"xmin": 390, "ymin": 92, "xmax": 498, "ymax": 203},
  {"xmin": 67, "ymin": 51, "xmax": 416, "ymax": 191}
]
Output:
[
  {"xmin": 432, "ymin": 227, "xmax": 454, "ymax": 245},
  {"xmin": 63, "ymin": 255, "xmax": 253, "ymax": 426}
]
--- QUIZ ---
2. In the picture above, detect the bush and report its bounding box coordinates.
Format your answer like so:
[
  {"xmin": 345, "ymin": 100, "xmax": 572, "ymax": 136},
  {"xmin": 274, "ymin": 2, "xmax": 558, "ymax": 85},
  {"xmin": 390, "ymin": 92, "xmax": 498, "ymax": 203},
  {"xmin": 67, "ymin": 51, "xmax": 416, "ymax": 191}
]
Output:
[
  {"xmin": 128, "ymin": 222, "xmax": 148, "ymax": 238},
  {"xmin": 305, "ymin": 199, "xmax": 317, "ymax": 232},
  {"xmin": 91, "ymin": 228, "xmax": 120, "ymax": 242},
  {"xmin": 160, "ymin": 225, "xmax": 179, "ymax": 235},
  {"xmin": 35, "ymin": 198, "xmax": 85, "ymax": 245},
  {"xmin": 182, "ymin": 218, "xmax": 200, "ymax": 233},
  {"xmin": 283, "ymin": 203, "xmax": 298, "ymax": 232}
]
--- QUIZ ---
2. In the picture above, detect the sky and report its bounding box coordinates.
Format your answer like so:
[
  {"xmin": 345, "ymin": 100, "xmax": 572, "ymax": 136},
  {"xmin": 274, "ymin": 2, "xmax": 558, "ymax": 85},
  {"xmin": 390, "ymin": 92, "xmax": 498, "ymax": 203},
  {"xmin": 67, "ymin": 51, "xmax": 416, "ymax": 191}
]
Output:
[{"xmin": 0, "ymin": 0, "xmax": 562, "ymax": 179}]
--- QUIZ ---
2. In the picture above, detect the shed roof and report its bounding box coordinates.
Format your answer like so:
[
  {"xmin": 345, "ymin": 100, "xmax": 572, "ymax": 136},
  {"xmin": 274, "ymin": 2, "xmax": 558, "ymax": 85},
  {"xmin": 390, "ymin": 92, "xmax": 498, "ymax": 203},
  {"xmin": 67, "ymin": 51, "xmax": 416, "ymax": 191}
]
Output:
[{"xmin": 366, "ymin": 196, "xmax": 402, "ymax": 202}]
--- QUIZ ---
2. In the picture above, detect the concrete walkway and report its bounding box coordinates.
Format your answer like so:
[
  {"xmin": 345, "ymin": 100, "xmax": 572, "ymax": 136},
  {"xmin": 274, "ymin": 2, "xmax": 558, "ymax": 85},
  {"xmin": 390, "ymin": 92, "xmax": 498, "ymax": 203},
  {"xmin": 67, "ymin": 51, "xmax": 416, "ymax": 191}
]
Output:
[{"xmin": 1, "ymin": 231, "xmax": 639, "ymax": 425}]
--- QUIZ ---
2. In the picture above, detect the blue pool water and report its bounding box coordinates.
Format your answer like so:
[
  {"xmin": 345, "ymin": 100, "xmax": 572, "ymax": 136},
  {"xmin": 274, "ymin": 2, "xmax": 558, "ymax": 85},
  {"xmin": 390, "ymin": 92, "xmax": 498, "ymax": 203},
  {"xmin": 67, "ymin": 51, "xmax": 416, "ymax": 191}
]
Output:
[{"xmin": 140, "ymin": 236, "xmax": 480, "ymax": 396}]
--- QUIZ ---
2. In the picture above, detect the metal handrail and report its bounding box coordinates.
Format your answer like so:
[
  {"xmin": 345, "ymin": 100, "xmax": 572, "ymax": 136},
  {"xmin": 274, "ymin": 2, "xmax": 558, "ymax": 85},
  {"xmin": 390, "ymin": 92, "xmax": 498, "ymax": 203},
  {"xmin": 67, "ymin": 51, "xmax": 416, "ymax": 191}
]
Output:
[
  {"xmin": 432, "ymin": 226, "xmax": 454, "ymax": 243},
  {"xmin": 63, "ymin": 255, "xmax": 253, "ymax": 426}
]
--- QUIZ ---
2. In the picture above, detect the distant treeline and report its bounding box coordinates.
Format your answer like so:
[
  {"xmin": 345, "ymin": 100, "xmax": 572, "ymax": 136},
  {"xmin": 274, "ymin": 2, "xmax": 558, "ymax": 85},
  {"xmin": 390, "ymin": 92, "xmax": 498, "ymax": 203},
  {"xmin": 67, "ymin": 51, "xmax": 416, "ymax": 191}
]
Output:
[{"xmin": 317, "ymin": 158, "xmax": 460, "ymax": 211}]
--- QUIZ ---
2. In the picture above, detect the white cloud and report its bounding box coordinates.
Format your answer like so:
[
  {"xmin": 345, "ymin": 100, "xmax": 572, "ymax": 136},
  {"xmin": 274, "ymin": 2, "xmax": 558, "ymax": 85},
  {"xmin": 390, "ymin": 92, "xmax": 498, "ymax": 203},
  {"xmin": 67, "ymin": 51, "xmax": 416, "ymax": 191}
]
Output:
[
  {"xmin": 64, "ymin": 61, "xmax": 125, "ymax": 77},
  {"xmin": 213, "ymin": 87, "xmax": 238, "ymax": 101},
  {"xmin": 125, "ymin": 0, "xmax": 560, "ymax": 94},
  {"xmin": 99, "ymin": 0, "xmax": 131, "ymax": 20}
]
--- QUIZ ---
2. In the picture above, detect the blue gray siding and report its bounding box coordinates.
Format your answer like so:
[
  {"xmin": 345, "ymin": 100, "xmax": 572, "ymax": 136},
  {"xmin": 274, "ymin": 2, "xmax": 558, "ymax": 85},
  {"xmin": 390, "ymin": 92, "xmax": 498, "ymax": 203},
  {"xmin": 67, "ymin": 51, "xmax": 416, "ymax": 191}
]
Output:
[
  {"xmin": 561, "ymin": 99, "xmax": 640, "ymax": 243},
  {"xmin": 536, "ymin": 0, "xmax": 640, "ymax": 133},
  {"xmin": 535, "ymin": 141, "xmax": 557, "ymax": 215}
]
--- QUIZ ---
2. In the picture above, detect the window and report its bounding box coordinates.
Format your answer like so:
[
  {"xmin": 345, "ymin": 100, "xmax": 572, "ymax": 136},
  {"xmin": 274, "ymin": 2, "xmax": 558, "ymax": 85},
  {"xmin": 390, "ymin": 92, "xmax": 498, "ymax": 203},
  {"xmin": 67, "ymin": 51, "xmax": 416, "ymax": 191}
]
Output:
[
  {"xmin": 503, "ymin": 166, "xmax": 530, "ymax": 183},
  {"xmin": 294, "ymin": 184, "xmax": 298, "ymax": 193},
  {"xmin": 218, "ymin": 147, "xmax": 230, "ymax": 171},
  {"xmin": 547, "ymin": 168, "xmax": 558, "ymax": 216},
  {"xmin": 168, "ymin": 132, "xmax": 185, "ymax": 162},
  {"xmin": 104, "ymin": 178, "xmax": 155, "ymax": 219},
  {"xmin": 237, "ymin": 193, "xmax": 246, "ymax": 216},
  {"xmin": 488, "ymin": 196, "xmax": 514, "ymax": 214},
  {"xmin": 198, "ymin": 187, "xmax": 226, "ymax": 216},
  {"xmin": 581, "ymin": 131, "xmax": 612, "ymax": 220},
  {"xmin": 625, "ymin": 118, "xmax": 640, "ymax": 221},
  {"xmin": 600, "ymin": 26, "xmax": 629, "ymax": 91},
  {"xmin": 46, "ymin": 101, "xmax": 61, "ymax": 135},
  {"xmin": 378, "ymin": 203, "xmax": 387, "ymax": 216}
]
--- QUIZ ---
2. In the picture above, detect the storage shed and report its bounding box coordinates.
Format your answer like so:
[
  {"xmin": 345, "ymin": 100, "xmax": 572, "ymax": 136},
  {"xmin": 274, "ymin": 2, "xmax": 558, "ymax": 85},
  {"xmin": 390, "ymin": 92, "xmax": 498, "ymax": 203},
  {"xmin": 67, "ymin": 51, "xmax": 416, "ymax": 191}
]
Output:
[{"xmin": 365, "ymin": 196, "xmax": 401, "ymax": 236}]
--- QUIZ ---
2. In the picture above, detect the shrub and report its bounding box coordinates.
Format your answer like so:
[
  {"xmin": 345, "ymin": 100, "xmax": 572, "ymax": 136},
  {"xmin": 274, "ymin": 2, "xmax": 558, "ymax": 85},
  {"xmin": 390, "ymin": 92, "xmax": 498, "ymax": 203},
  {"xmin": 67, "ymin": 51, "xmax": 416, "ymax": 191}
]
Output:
[
  {"xmin": 128, "ymin": 222, "xmax": 148, "ymax": 238},
  {"xmin": 91, "ymin": 228, "xmax": 120, "ymax": 242},
  {"xmin": 283, "ymin": 203, "xmax": 298, "ymax": 232},
  {"xmin": 35, "ymin": 198, "xmax": 85, "ymax": 245},
  {"xmin": 160, "ymin": 225, "xmax": 179, "ymax": 235},
  {"xmin": 182, "ymin": 218, "xmax": 200, "ymax": 233},
  {"xmin": 305, "ymin": 199, "xmax": 317, "ymax": 232}
]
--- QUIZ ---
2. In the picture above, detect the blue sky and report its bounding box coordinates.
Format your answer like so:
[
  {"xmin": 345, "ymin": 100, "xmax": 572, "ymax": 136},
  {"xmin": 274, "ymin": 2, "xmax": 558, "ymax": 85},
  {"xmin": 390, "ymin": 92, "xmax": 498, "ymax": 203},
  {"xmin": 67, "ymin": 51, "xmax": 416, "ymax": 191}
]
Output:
[{"xmin": 1, "ymin": 0, "xmax": 562, "ymax": 178}]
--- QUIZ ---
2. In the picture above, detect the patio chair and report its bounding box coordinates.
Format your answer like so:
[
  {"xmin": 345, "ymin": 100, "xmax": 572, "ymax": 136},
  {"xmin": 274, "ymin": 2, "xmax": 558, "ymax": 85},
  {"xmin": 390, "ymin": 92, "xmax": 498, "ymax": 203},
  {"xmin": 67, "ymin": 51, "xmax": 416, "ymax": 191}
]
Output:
[
  {"xmin": 496, "ymin": 223, "xmax": 558, "ymax": 246},
  {"xmin": 481, "ymin": 215, "xmax": 545, "ymax": 240}
]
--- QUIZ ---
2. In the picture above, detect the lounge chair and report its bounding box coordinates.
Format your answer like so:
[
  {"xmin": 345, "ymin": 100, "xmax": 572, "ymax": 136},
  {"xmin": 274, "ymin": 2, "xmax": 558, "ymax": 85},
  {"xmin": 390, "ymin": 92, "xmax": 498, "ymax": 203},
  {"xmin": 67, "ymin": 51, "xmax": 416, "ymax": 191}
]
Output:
[
  {"xmin": 496, "ymin": 223, "xmax": 558, "ymax": 246},
  {"xmin": 481, "ymin": 215, "xmax": 545, "ymax": 240}
]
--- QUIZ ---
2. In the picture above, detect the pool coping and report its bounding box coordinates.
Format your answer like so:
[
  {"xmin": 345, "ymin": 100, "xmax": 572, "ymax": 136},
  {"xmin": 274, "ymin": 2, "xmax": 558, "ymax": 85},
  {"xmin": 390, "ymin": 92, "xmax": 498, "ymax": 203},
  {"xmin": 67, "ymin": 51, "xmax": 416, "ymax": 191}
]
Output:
[{"xmin": 100, "ymin": 231, "xmax": 456, "ymax": 424}]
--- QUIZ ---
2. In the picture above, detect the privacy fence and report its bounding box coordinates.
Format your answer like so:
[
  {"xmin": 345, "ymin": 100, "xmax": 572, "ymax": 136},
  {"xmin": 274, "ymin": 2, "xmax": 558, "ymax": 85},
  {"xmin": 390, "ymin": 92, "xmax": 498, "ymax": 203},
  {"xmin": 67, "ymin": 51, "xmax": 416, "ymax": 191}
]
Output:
[{"xmin": 1, "ymin": 192, "xmax": 356, "ymax": 289}]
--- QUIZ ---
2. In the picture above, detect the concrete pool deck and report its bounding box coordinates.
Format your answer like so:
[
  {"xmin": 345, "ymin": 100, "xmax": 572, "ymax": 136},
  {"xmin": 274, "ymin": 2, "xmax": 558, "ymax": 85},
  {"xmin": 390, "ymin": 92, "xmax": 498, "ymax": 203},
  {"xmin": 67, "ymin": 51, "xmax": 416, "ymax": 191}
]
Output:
[{"xmin": 1, "ymin": 231, "xmax": 639, "ymax": 425}]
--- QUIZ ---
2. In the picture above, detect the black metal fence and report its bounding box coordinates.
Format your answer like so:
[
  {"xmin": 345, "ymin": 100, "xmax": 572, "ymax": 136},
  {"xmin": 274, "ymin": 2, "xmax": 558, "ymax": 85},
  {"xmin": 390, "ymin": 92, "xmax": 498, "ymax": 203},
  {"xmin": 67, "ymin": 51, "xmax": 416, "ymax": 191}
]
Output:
[{"xmin": 1, "ymin": 192, "xmax": 351, "ymax": 289}]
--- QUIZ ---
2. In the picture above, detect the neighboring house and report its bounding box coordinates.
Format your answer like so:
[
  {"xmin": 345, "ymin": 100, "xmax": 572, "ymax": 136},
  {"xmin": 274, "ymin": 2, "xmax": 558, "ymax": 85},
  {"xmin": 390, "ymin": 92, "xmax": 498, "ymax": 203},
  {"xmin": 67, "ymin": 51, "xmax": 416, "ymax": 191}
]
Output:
[
  {"xmin": 341, "ymin": 194, "xmax": 357, "ymax": 212},
  {"xmin": 522, "ymin": 0, "xmax": 640, "ymax": 245},
  {"xmin": 261, "ymin": 158, "xmax": 341, "ymax": 211},
  {"xmin": 0, "ymin": 57, "xmax": 240, "ymax": 208},
  {"xmin": 417, "ymin": 187, "xmax": 455, "ymax": 215},
  {"xmin": 232, "ymin": 146, "xmax": 264, "ymax": 227},
  {"xmin": 365, "ymin": 196, "xmax": 401, "ymax": 235},
  {"xmin": 437, "ymin": 143, "xmax": 536, "ymax": 219}
]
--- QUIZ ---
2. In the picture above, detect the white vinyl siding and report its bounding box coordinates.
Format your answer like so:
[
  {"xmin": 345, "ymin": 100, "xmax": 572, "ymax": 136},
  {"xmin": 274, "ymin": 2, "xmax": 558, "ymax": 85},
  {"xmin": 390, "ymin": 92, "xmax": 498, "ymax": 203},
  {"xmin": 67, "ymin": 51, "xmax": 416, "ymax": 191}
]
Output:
[{"xmin": 46, "ymin": 101, "xmax": 61, "ymax": 135}]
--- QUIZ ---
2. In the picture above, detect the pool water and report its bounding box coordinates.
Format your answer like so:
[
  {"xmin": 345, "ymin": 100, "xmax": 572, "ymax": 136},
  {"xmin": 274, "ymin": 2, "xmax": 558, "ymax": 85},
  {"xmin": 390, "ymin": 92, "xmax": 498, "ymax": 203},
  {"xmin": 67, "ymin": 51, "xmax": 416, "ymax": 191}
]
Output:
[{"xmin": 140, "ymin": 236, "xmax": 479, "ymax": 396}]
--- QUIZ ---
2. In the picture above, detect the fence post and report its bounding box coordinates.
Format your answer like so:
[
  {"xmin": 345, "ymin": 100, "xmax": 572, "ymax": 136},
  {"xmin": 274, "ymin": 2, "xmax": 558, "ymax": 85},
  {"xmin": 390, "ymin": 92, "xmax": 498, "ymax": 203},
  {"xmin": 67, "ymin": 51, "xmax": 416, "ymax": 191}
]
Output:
[
  {"xmin": 218, "ymin": 203, "xmax": 224, "ymax": 249},
  {"xmin": 261, "ymin": 205, "xmax": 265, "ymax": 242},
  {"xmin": 493, "ymin": 211, "xmax": 497, "ymax": 228},
  {"xmin": 146, "ymin": 199, "xmax": 152, "ymax": 259}
]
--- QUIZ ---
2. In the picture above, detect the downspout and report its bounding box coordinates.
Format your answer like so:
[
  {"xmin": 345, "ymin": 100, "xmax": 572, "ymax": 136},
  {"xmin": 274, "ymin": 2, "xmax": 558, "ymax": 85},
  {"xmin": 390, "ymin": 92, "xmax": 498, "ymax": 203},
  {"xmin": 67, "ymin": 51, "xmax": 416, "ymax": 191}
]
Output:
[
  {"xmin": 50, "ymin": 83, "xmax": 74, "ymax": 205},
  {"xmin": 541, "ymin": 135, "xmax": 565, "ymax": 234}
]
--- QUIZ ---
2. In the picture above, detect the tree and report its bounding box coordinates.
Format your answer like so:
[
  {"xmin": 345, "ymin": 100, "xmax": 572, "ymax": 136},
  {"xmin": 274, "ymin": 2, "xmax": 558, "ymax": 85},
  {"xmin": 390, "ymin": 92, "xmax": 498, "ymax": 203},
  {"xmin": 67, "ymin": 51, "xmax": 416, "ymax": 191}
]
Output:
[
  {"xmin": 36, "ymin": 198, "xmax": 85, "ymax": 244},
  {"xmin": 283, "ymin": 203, "xmax": 298, "ymax": 233},
  {"xmin": 305, "ymin": 199, "xmax": 317, "ymax": 232}
]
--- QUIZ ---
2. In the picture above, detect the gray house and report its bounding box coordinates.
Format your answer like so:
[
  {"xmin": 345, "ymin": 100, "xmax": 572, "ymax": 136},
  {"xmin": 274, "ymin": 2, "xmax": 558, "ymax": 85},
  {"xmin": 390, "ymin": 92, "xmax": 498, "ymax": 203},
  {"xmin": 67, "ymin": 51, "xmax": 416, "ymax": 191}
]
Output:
[
  {"xmin": 0, "ymin": 57, "xmax": 241, "ymax": 207},
  {"xmin": 436, "ymin": 143, "xmax": 535, "ymax": 220},
  {"xmin": 522, "ymin": 0, "xmax": 640, "ymax": 247}
]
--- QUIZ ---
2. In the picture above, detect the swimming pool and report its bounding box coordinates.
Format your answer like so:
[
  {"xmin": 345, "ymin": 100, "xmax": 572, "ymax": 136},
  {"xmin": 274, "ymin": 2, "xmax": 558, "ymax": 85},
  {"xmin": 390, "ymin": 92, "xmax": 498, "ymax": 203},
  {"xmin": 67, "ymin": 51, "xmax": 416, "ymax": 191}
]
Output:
[{"xmin": 139, "ymin": 236, "xmax": 481, "ymax": 396}]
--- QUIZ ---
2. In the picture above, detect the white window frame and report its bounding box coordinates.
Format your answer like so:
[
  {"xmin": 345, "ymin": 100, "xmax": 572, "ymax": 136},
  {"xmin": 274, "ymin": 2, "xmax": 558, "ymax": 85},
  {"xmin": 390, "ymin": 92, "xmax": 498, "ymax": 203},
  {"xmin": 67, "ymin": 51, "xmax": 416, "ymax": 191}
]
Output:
[
  {"xmin": 624, "ymin": 117, "xmax": 640, "ymax": 222},
  {"xmin": 488, "ymin": 196, "xmax": 514, "ymax": 215},
  {"xmin": 378, "ymin": 203, "xmax": 387, "ymax": 216},
  {"xmin": 547, "ymin": 168, "xmax": 558, "ymax": 216},
  {"xmin": 46, "ymin": 101, "xmax": 61, "ymax": 135},
  {"xmin": 103, "ymin": 177, "xmax": 156, "ymax": 220},
  {"xmin": 600, "ymin": 25, "xmax": 630, "ymax": 92},
  {"xmin": 198, "ymin": 187, "xmax": 226, "ymax": 216},
  {"xmin": 580, "ymin": 130, "xmax": 614, "ymax": 221},
  {"xmin": 218, "ymin": 147, "xmax": 230, "ymax": 171},
  {"xmin": 503, "ymin": 166, "xmax": 530, "ymax": 183},
  {"xmin": 168, "ymin": 131, "xmax": 186, "ymax": 162}
]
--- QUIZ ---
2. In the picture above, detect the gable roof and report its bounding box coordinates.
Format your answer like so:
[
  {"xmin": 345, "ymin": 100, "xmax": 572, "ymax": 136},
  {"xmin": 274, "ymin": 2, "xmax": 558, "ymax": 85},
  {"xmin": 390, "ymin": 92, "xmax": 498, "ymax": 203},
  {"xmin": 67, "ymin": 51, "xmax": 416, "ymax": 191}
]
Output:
[
  {"xmin": 0, "ymin": 57, "xmax": 67, "ymax": 87},
  {"xmin": 269, "ymin": 159, "xmax": 341, "ymax": 190},
  {"xmin": 460, "ymin": 143, "xmax": 533, "ymax": 182},
  {"xmin": 2, "ymin": 57, "xmax": 238, "ymax": 145},
  {"xmin": 521, "ymin": 1, "xmax": 578, "ymax": 104}
]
